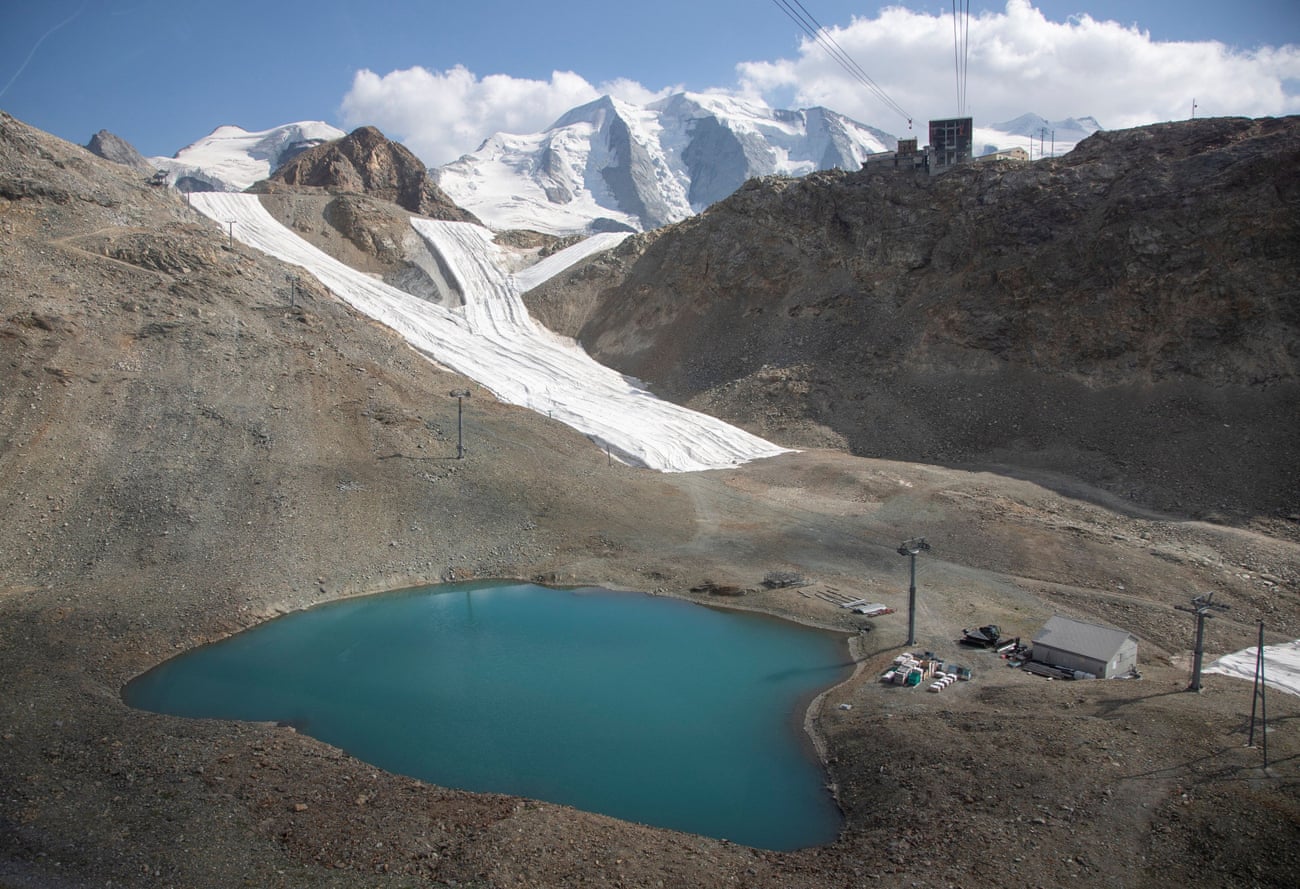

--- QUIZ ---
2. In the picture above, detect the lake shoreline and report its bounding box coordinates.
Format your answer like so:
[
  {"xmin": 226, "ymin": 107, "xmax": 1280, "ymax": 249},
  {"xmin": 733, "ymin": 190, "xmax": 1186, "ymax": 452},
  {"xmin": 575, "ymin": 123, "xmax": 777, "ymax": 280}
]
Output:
[{"xmin": 121, "ymin": 578, "xmax": 859, "ymax": 850}]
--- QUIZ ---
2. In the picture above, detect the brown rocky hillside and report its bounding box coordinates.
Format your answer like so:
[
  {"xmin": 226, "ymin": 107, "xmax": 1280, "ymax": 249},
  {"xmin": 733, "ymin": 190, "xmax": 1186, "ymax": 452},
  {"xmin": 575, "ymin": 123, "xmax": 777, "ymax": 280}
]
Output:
[
  {"xmin": 257, "ymin": 124, "xmax": 479, "ymax": 223},
  {"xmin": 526, "ymin": 116, "xmax": 1300, "ymax": 530}
]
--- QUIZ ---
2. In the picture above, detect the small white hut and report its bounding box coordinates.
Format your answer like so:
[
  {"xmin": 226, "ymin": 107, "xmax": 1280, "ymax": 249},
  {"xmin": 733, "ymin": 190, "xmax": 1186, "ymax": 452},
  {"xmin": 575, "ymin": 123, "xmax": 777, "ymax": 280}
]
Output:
[{"xmin": 1031, "ymin": 616, "xmax": 1138, "ymax": 679}]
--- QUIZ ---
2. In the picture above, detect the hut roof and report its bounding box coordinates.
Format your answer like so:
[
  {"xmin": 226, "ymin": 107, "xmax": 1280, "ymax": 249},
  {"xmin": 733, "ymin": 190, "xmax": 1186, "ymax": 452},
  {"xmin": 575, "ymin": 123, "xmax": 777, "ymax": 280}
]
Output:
[{"xmin": 1032, "ymin": 615, "xmax": 1137, "ymax": 662}]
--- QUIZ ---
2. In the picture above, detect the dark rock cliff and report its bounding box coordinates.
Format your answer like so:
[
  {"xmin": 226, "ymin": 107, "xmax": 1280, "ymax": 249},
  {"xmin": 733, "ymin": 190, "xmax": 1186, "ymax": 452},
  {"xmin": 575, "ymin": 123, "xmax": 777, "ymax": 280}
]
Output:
[
  {"xmin": 526, "ymin": 116, "xmax": 1300, "ymax": 527},
  {"xmin": 85, "ymin": 129, "xmax": 155, "ymax": 174},
  {"xmin": 683, "ymin": 115, "xmax": 750, "ymax": 208},
  {"xmin": 599, "ymin": 111, "xmax": 678, "ymax": 230}
]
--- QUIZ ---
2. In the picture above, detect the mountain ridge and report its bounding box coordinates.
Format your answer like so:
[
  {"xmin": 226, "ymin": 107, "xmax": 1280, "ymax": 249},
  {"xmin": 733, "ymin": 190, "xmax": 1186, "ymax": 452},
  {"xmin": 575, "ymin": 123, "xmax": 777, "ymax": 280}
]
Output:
[
  {"xmin": 126, "ymin": 99, "xmax": 1102, "ymax": 235},
  {"xmin": 432, "ymin": 91, "xmax": 896, "ymax": 234}
]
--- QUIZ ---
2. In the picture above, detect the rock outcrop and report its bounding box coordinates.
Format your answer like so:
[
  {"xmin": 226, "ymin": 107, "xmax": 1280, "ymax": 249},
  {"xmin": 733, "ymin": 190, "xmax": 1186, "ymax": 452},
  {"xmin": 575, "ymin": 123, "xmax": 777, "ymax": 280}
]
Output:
[
  {"xmin": 262, "ymin": 125, "xmax": 478, "ymax": 222},
  {"xmin": 85, "ymin": 129, "xmax": 155, "ymax": 173}
]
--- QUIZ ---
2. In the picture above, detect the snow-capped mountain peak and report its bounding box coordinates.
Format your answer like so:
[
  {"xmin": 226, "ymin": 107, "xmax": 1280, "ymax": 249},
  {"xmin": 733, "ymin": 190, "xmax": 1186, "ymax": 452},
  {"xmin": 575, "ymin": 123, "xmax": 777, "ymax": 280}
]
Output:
[
  {"xmin": 150, "ymin": 121, "xmax": 345, "ymax": 192},
  {"xmin": 433, "ymin": 92, "xmax": 896, "ymax": 236},
  {"xmin": 549, "ymin": 93, "xmax": 640, "ymax": 131}
]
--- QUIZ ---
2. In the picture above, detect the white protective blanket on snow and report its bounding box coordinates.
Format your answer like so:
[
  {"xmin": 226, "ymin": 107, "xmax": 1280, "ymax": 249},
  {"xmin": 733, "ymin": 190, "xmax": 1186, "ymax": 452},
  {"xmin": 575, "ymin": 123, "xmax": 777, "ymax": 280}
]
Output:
[
  {"xmin": 1206, "ymin": 639, "xmax": 1300, "ymax": 698},
  {"xmin": 190, "ymin": 193, "xmax": 789, "ymax": 472}
]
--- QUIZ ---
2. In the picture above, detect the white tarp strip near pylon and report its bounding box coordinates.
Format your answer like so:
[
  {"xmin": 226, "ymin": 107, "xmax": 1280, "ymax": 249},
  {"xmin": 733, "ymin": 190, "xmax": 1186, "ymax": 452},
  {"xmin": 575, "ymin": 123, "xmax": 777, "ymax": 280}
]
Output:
[{"xmin": 1206, "ymin": 639, "xmax": 1300, "ymax": 698}]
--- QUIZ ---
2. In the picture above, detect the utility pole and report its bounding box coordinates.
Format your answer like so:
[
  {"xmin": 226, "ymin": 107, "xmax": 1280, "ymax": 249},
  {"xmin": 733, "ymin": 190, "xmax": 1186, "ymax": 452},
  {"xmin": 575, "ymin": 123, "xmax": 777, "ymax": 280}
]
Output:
[
  {"xmin": 287, "ymin": 273, "xmax": 299, "ymax": 308},
  {"xmin": 1174, "ymin": 592, "xmax": 1229, "ymax": 691},
  {"xmin": 897, "ymin": 537, "xmax": 931, "ymax": 647},
  {"xmin": 226, "ymin": 220, "xmax": 236, "ymax": 249},
  {"xmin": 1247, "ymin": 621, "xmax": 1268, "ymax": 768},
  {"xmin": 449, "ymin": 389, "xmax": 471, "ymax": 458}
]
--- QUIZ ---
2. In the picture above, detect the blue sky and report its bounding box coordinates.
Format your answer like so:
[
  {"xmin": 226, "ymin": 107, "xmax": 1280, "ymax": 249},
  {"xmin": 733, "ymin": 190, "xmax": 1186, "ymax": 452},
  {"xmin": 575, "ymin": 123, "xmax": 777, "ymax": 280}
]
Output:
[{"xmin": 1, "ymin": 0, "xmax": 1296, "ymax": 163}]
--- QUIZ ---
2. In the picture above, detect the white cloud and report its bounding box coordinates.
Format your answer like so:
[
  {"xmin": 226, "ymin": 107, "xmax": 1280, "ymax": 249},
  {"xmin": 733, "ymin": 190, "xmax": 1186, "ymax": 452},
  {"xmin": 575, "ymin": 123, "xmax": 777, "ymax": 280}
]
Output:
[
  {"xmin": 340, "ymin": 66, "xmax": 602, "ymax": 166},
  {"xmin": 600, "ymin": 78, "xmax": 679, "ymax": 108},
  {"xmin": 738, "ymin": 0, "xmax": 1300, "ymax": 131}
]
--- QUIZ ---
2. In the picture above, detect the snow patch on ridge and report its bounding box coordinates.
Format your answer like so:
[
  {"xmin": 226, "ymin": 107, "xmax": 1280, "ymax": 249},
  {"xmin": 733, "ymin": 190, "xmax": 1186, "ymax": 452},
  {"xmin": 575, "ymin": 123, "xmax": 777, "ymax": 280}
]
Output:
[{"xmin": 150, "ymin": 121, "xmax": 345, "ymax": 192}]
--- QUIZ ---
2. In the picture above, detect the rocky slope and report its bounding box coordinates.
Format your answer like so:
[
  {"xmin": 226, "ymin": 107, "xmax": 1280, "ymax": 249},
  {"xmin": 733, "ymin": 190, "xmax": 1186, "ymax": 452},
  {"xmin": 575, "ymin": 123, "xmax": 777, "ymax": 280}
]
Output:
[
  {"xmin": 526, "ymin": 116, "xmax": 1300, "ymax": 530},
  {"xmin": 244, "ymin": 126, "xmax": 486, "ymax": 305},
  {"xmin": 2, "ymin": 109, "xmax": 1298, "ymax": 889}
]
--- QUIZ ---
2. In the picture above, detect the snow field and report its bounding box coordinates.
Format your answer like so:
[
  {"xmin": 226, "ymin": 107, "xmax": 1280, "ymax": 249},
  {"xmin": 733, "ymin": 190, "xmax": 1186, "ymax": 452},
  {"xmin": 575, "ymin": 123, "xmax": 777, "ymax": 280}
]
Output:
[{"xmin": 153, "ymin": 122, "xmax": 345, "ymax": 192}]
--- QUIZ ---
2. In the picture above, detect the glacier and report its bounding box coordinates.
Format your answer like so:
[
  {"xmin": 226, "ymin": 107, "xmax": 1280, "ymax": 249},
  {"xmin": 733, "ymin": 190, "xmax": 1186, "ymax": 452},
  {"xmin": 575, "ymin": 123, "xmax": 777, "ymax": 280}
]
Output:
[
  {"xmin": 151, "ymin": 121, "xmax": 345, "ymax": 192},
  {"xmin": 188, "ymin": 192, "xmax": 790, "ymax": 472},
  {"xmin": 433, "ymin": 91, "xmax": 895, "ymax": 235}
]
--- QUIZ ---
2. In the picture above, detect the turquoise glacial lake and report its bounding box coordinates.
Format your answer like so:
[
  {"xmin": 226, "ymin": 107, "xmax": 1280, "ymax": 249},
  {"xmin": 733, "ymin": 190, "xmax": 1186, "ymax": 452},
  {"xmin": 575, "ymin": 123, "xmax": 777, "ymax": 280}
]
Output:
[{"xmin": 124, "ymin": 581, "xmax": 853, "ymax": 849}]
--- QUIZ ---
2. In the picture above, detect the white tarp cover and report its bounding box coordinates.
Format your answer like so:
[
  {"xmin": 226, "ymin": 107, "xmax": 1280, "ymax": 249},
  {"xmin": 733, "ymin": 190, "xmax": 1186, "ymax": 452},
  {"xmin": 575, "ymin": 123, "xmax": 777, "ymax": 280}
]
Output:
[
  {"xmin": 1206, "ymin": 639, "xmax": 1300, "ymax": 698},
  {"xmin": 190, "ymin": 193, "xmax": 789, "ymax": 472}
]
